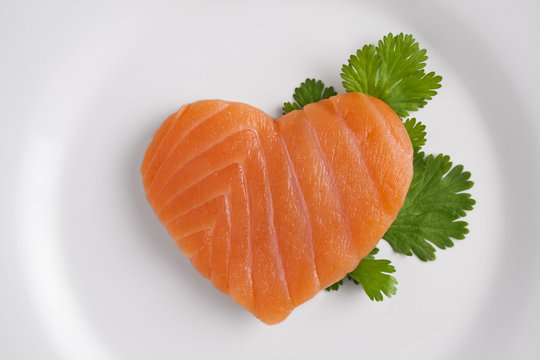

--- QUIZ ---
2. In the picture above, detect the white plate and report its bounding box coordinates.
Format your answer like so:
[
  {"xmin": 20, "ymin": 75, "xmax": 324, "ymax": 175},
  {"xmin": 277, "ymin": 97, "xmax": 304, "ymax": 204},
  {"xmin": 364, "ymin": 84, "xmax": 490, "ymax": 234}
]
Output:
[{"xmin": 2, "ymin": 0, "xmax": 539, "ymax": 359}]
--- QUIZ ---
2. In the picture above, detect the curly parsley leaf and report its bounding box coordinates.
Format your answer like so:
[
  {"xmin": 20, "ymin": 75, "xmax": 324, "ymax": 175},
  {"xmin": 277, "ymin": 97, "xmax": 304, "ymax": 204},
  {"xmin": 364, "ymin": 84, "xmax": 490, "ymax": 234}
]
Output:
[
  {"xmin": 282, "ymin": 78, "xmax": 337, "ymax": 114},
  {"xmin": 325, "ymin": 248, "xmax": 398, "ymax": 301},
  {"xmin": 341, "ymin": 33, "xmax": 442, "ymax": 117},
  {"xmin": 383, "ymin": 152, "xmax": 476, "ymax": 261},
  {"xmin": 404, "ymin": 118, "xmax": 426, "ymax": 153}
]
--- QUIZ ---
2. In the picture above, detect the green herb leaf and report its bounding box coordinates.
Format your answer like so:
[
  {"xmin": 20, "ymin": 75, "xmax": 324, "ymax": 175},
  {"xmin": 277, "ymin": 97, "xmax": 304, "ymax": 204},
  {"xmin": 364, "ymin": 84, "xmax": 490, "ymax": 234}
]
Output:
[
  {"xmin": 325, "ymin": 279, "xmax": 343, "ymax": 291},
  {"xmin": 282, "ymin": 102, "xmax": 301, "ymax": 114},
  {"xmin": 403, "ymin": 118, "xmax": 426, "ymax": 153},
  {"xmin": 325, "ymin": 248, "xmax": 398, "ymax": 301},
  {"xmin": 341, "ymin": 33, "xmax": 442, "ymax": 117},
  {"xmin": 383, "ymin": 152, "xmax": 476, "ymax": 261},
  {"xmin": 347, "ymin": 258, "xmax": 398, "ymax": 302},
  {"xmin": 282, "ymin": 78, "xmax": 337, "ymax": 114}
]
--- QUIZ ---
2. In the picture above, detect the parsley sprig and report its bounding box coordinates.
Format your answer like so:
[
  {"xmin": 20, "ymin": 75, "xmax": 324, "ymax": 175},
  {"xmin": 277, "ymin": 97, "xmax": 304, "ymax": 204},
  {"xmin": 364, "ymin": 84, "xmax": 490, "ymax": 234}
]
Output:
[
  {"xmin": 283, "ymin": 32, "xmax": 475, "ymax": 301},
  {"xmin": 341, "ymin": 33, "xmax": 442, "ymax": 117},
  {"xmin": 326, "ymin": 248, "xmax": 398, "ymax": 301},
  {"xmin": 383, "ymin": 152, "xmax": 475, "ymax": 261},
  {"xmin": 403, "ymin": 118, "xmax": 426, "ymax": 154},
  {"xmin": 283, "ymin": 78, "xmax": 337, "ymax": 114}
]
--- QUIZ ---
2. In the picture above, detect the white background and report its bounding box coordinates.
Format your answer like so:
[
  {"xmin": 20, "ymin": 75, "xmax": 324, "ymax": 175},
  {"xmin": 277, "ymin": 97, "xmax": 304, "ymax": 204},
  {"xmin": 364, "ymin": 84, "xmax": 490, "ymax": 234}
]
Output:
[{"xmin": 1, "ymin": 0, "xmax": 539, "ymax": 359}]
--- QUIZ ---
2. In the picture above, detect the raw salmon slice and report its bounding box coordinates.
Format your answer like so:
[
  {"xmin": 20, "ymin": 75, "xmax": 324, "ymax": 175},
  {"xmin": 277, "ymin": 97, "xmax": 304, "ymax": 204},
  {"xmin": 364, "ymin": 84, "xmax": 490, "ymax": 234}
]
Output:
[{"xmin": 141, "ymin": 93, "xmax": 413, "ymax": 325}]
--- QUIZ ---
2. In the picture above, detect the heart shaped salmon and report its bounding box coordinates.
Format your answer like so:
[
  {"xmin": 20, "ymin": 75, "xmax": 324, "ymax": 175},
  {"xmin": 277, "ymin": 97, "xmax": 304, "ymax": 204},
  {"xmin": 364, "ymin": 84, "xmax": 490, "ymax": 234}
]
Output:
[{"xmin": 141, "ymin": 92, "xmax": 413, "ymax": 324}]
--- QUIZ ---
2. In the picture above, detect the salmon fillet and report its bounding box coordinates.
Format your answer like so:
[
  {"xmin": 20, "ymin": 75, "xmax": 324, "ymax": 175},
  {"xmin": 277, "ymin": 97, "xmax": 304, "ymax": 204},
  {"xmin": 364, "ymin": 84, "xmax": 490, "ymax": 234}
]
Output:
[{"xmin": 141, "ymin": 92, "xmax": 413, "ymax": 324}]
